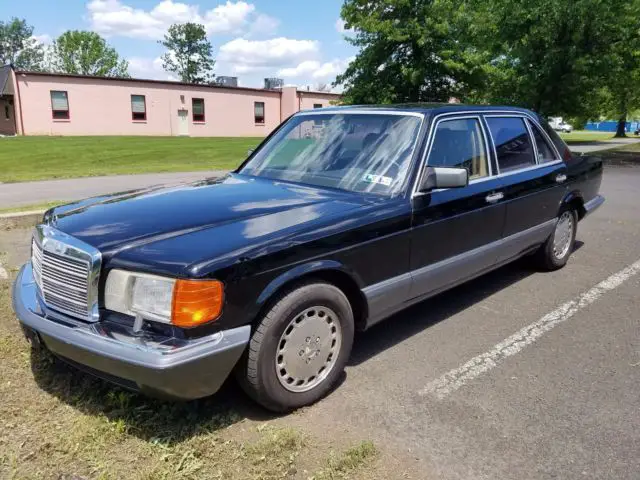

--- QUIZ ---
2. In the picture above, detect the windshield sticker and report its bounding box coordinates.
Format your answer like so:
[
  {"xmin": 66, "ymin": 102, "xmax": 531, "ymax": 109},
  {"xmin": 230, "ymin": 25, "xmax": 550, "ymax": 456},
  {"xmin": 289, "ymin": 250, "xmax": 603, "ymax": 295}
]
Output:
[{"xmin": 363, "ymin": 174, "xmax": 393, "ymax": 186}]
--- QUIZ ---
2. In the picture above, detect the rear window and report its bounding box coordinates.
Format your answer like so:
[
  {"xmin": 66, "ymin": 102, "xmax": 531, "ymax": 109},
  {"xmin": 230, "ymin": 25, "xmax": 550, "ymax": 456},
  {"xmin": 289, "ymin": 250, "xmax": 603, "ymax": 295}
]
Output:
[
  {"xmin": 537, "ymin": 116, "xmax": 572, "ymax": 160},
  {"xmin": 528, "ymin": 120, "xmax": 558, "ymax": 163},
  {"xmin": 486, "ymin": 117, "xmax": 536, "ymax": 173}
]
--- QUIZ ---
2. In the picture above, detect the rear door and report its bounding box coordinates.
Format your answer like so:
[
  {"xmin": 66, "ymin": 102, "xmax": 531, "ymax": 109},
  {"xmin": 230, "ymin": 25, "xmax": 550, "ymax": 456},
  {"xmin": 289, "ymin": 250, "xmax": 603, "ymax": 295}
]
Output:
[
  {"xmin": 483, "ymin": 115, "xmax": 568, "ymax": 263},
  {"xmin": 409, "ymin": 114, "xmax": 506, "ymax": 301}
]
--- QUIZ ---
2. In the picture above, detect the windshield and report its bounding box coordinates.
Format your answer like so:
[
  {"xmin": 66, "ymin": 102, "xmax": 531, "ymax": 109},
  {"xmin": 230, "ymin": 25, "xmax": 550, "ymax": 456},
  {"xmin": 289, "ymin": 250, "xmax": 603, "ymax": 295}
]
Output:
[{"xmin": 238, "ymin": 112, "xmax": 423, "ymax": 196}]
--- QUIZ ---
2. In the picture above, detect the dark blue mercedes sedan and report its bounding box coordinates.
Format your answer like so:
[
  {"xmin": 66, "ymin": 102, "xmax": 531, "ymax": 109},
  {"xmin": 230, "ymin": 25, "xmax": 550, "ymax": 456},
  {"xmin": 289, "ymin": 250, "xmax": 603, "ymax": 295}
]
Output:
[{"xmin": 13, "ymin": 104, "xmax": 604, "ymax": 411}]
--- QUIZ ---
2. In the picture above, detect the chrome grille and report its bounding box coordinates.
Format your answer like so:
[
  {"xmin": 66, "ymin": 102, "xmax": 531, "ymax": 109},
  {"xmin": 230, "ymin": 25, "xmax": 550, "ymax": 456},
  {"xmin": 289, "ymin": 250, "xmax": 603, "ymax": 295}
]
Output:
[{"xmin": 32, "ymin": 225, "xmax": 102, "ymax": 322}]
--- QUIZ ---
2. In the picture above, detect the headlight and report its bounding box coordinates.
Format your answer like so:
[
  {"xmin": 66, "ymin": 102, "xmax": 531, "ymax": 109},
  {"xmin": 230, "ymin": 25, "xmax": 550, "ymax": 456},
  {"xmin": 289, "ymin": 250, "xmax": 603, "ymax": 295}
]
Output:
[{"xmin": 105, "ymin": 269, "xmax": 223, "ymax": 328}]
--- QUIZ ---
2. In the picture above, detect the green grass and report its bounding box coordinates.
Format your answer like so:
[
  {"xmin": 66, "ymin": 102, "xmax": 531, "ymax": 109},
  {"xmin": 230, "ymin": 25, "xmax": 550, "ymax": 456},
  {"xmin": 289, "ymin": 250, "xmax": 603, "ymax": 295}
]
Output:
[
  {"xmin": 0, "ymin": 201, "xmax": 62, "ymax": 214},
  {"xmin": 0, "ymin": 136, "xmax": 262, "ymax": 183},
  {"xmin": 315, "ymin": 441, "xmax": 378, "ymax": 480},
  {"xmin": 559, "ymin": 130, "xmax": 616, "ymax": 144}
]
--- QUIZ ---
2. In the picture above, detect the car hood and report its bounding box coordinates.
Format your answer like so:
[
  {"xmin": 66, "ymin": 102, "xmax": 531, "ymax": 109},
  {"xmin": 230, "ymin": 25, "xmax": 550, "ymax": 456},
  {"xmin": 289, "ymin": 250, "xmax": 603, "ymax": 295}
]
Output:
[{"xmin": 48, "ymin": 174, "xmax": 368, "ymax": 273}]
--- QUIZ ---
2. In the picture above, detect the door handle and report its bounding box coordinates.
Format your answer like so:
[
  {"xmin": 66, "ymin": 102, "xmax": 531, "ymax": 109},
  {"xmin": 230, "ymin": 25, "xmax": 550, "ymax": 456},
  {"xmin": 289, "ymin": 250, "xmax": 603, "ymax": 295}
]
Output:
[
  {"xmin": 555, "ymin": 174, "xmax": 567, "ymax": 183},
  {"xmin": 485, "ymin": 192, "xmax": 504, "ymax": 203}
]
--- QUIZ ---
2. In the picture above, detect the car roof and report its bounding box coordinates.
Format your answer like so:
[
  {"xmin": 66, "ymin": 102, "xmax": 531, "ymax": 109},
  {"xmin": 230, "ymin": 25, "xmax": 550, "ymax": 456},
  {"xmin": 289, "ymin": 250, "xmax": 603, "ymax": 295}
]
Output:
[{"xmin": 302, "ymin": 103, "xmax": 537, "ymax": 117}]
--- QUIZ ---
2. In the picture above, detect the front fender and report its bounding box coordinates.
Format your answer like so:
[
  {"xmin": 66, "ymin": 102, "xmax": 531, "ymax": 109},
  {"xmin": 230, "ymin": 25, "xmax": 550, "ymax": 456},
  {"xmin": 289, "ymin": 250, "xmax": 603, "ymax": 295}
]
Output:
[{"xmin": 256, "ymin": 260, "xmax": 365, "ymax": 307}]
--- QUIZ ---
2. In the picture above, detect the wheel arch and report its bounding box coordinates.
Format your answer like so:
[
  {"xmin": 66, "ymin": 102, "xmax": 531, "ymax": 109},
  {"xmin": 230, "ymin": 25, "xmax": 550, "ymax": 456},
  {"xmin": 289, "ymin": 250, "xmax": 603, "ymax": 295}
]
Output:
[
  {"xmin": 561, "ymin": 190, "xmax": 587, "ymax": 220},
  {"xmin": 255, "ymin": 261, "xmax": 369, "ymax": 331}
]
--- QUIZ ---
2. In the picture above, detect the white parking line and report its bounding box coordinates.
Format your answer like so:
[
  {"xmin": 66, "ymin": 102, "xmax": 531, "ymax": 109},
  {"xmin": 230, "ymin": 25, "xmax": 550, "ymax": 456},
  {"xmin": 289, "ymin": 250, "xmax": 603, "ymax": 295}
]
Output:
[{"xmin": 420, "ymin": 259, "xmax": 640, "ymax": 399}]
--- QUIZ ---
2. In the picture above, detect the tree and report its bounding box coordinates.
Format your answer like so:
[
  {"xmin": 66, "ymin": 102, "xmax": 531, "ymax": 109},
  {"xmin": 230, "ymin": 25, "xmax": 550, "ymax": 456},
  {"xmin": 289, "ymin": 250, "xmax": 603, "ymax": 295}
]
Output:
[
  {"xmin": 50, "ymin": 31, "xmax": 129, "ymax": 77},
  {"xmin": 467, "ymin": 0, "xmax": 635, "ymax": 118},
  {"xmin": 159, "ymin": 23, "xmax": 215, "ymax": 84},
  {"xmin": 334, "ymin": 0, "xmax": 637, "ymax": 120},
  {"xmin": 334, "ymin": 0, "xmax": 488, "ymax": 104},
  {"xmin": 595, "ymin": 2, "xmax": 640, "ymax": 137},
  {"xmin": 0, "ymin": 18, "xmax": 44, "ymax": 70}
]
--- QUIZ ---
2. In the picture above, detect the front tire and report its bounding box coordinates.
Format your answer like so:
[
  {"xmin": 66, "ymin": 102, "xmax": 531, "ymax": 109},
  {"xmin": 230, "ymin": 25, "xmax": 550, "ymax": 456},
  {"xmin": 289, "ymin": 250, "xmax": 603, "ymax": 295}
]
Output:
[
  {"xmin": 534, "ymin": 207, "xmax": 577, "ymax": 270},
  {"xmin": 237, "ymin": 282, "xmax": 354, "ymax": 412}
]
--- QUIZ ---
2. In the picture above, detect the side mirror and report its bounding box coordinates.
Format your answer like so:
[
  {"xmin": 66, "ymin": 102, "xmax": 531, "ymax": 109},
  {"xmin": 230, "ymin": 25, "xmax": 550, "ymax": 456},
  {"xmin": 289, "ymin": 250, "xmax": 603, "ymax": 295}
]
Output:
[{"xmin": 418, "ymin": 166, "xmax": 468, "ymax": 192}]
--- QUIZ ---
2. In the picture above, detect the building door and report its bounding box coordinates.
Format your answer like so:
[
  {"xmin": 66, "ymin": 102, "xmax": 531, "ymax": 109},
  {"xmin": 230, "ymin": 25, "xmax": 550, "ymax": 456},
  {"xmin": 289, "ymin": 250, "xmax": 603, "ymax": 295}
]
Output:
[{"xmin": 177, "ymin": 109, "xmax": 189, "ymax": 136}]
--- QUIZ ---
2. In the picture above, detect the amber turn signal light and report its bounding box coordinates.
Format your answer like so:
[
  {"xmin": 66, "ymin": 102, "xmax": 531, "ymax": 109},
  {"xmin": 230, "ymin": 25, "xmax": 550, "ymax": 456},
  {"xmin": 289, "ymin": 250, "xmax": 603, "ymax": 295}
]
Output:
[{"xmin": 171, "ymin": 279, "xmax": 224, "ymax": 327}]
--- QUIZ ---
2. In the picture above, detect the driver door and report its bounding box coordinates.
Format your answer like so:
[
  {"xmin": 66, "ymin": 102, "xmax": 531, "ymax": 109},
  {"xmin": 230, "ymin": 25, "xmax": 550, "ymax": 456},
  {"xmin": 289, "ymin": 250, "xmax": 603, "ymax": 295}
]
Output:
[{"xmin": 409, "ymin": 115, "xmax": 506, "ymax": 301}]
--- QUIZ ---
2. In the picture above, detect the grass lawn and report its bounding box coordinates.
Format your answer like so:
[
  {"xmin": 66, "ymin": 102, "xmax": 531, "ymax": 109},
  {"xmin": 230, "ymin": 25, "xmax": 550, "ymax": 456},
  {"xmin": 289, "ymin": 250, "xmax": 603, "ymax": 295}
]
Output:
[
  {"xmin": 0, "ymin": 136, "xmax": 262, "ymax": 183},
  {"xmin": 559, "ymin": 130, "xmax": 616, "ymax": 144}
]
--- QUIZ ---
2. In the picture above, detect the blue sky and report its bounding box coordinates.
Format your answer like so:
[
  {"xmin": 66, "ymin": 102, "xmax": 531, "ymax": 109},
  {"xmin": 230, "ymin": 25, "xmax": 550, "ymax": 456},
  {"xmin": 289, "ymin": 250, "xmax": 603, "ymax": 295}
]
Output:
[{"xmin": 2, "ymin": 0, "xmax": 357, "ymax": 89}]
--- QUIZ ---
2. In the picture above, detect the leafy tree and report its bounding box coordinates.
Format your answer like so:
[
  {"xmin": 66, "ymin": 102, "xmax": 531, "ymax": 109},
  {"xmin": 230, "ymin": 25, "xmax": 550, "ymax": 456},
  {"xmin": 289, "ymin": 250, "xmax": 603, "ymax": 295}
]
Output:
[
  {"xmin": 50, "ymin": 31, "xmax": 129, "ymax": 77},
  {"xmin": 595, "ymin": 2, "xmax": 640, "ymax": 137},
  {"xmin": 335, "ymin": 0, "xmax": 639, "ymax": 122},
  {"xmin": 0, "ymin": 18, "xmax": 44, "ymax": 70},
  {"xmin": 334, "ymin": 0, "xmax": 487, "ymax": 104},
  {"xmin": 468, "ymin": 0, "xmax": 634, "ymax": 118},
  {"xmin": 160, "ymin": 23, "xmax": 215, "ymax": 84}
]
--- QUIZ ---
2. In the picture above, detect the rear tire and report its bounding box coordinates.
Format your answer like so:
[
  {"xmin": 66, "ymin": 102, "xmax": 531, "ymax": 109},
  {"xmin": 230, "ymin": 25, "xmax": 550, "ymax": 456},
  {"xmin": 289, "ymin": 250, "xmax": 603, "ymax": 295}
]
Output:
[
  {"xmin": 534, "ymin": 207, "xmax": 577, "ymax": 271},
  {"xmin": 236, "ymin": 281, "xmax": 354, "ymax": 412}
]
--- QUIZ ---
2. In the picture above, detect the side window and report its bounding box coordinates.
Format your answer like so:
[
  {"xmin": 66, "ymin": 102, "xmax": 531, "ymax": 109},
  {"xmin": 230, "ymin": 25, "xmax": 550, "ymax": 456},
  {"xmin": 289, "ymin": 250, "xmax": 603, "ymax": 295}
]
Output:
[
  {"xmin": 428, "ymin": 118, "xmax": 489, "ymax": 180},
  {"xmin": 539, "ymin": 116, "xmax": 572, "ymax": 160},
  {"xmin": 486, "ymin": 117, "xmax": 536, "ymax": 173},
  {"xmin": 528, "ymin": 120, "xmax": 557, "ymax": 163}
]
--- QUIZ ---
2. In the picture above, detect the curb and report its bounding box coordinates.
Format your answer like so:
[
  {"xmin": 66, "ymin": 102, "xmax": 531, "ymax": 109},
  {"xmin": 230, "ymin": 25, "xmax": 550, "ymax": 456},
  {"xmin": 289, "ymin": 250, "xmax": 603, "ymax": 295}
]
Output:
[{"xmin": 0, "ymin": 210, "xmax": 45, "ymax": 230}]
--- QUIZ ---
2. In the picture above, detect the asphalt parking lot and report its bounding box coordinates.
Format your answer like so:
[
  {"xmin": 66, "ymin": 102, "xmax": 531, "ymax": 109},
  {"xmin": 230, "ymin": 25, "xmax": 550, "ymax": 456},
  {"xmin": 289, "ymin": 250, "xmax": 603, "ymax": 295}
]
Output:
[{"xmin": 1, "ymin": 165, "xmax": 638, "ymax": 479}]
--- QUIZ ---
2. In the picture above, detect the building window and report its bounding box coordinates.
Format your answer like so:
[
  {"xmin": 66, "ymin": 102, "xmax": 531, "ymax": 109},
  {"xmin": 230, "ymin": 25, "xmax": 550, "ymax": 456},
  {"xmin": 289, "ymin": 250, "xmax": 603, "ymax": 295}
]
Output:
[
  {"xmin": 192, "ymin": 98, "xmax": 205, "ymax": 122},
  {"xmin": 131, "ymin": 94, "xmax": 147, "ymax": 121},
  {"xmin": 50, "ymin": 91, "xmax": 70, "ymax": 120},
  {"xmin": 313, "ymin": 103, "xmax": 323, "ymax": 109},
  {"xmin": 4, "ymin": 105, "xmax": 9, "ymax": 120},
  {"xmin": 254, "ymin": 101, "xmax": 265, "ymax": 124}
]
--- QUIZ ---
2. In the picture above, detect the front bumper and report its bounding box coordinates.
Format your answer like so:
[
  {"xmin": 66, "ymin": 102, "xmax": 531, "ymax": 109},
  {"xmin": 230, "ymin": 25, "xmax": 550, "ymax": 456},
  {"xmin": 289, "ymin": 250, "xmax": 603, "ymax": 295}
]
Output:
[{"xmin": 12, "ymin": 263, "xmax": 250, "ymax": 400}]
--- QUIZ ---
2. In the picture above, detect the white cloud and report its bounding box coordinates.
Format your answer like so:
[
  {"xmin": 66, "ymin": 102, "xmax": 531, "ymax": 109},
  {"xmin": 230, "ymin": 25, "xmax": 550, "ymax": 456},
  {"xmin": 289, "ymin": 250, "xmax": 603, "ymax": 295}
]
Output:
[
  {"xmin": 278, "ymin": 57, "xmax": 353, "ymax": 81},
  {"xmin": 127, "ymin": 56, "xmax": 177, "ymax": 81},
  {"xmin": 218, "ymin": 37, "xmax": 319, "ymax": 74},
  {"xmin": 278, "ymin": 60, "xmax": 320, "ymax": 78},
  {"xmin": 87, "ymin": 0, "xmax": 259, "ymax": 39}
]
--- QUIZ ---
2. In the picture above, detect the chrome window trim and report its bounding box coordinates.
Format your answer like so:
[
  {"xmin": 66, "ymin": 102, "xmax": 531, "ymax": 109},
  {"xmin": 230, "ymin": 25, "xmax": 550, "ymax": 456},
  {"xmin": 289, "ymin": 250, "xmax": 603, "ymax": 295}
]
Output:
[
  {"xmin": 294, "ymin": 109, "xmax": 426, "ymax": 119},
  {"xmin": 33, "ymin": 225, "xmax": 102, "ymax": 322},
  {"xmin": 411, "ymin": 109, "xmax": 565, "ymax": 198},
  {"xmin": 524, "ymin": 117, "xmax": 541, "ymax": 165},
  {"xmin": 525, "ymin": 118, "xmax": 561, "ymax": 163}
]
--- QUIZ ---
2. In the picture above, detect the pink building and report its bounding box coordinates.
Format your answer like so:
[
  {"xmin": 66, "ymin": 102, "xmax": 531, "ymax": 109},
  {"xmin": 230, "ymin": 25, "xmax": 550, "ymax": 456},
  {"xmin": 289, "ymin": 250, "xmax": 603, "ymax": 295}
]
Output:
[{"xmin": 0, "ymin": 65, "xmax": 340, "ymax": 137}]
